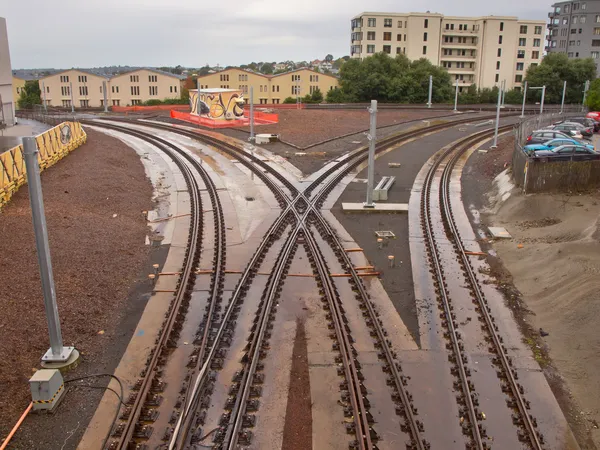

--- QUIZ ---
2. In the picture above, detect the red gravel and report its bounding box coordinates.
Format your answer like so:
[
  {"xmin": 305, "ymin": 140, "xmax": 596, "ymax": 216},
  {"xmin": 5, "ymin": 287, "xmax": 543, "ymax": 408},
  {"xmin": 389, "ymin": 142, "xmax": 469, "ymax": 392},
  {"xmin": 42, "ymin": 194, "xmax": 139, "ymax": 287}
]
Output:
[
  {"xmin": 0, "ymin": 128, "xmax": 153, "ymax": 438},
  {"xmin": 237, "ymin": 109, "xmax": 451, "ymax": 148},
  {"xmin": 282, "ymin": 320, "xmax": 312, "ymax": 450}
]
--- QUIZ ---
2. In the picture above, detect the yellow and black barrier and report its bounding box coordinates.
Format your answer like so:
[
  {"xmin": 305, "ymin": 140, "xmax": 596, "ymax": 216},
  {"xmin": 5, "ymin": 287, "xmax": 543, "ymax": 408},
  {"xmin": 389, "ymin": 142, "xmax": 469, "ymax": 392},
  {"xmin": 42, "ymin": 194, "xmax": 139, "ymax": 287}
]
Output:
[{"xmin": 0, "ymin": 121, "xmax": 86, "ymax": 209}]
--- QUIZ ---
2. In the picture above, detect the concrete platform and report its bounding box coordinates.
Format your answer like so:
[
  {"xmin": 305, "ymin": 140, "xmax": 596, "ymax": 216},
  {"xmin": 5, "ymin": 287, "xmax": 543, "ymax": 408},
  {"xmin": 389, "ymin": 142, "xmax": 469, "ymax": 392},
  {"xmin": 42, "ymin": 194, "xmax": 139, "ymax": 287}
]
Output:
[{"xmin": 341, "ymin": 202, "xmax": 408, "ymax": 212}]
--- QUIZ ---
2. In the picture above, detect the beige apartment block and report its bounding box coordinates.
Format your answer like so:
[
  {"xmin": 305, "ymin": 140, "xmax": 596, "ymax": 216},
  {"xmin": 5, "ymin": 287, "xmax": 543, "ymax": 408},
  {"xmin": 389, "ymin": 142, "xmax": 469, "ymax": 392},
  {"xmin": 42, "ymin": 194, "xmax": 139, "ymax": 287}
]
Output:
[
  {"xmin": 109, "ymin": 68, "xmax": 183, "ymax": 106},
  {"xmin": 197, "ymin": 68, "xmax": 339, "ymax": 104},
  {"xmin": 39, "ymin": 69, "xmax": 109, "ymax": 108},
  {"xmin": 38, "ymin": 68, "xmax": 184, "ymax": 108},
  {"xmin": 12, "ymin": 76, "xmax": 25, "ymax": 108},
  {"xmin": 351, "ymin": 12, "xmax": 545, "ymax": 90}
]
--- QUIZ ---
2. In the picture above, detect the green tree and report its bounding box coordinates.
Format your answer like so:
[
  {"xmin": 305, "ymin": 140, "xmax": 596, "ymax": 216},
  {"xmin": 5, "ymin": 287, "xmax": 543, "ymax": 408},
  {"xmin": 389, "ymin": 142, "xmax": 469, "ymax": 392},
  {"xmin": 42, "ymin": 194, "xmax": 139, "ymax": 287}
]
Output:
[
  {"xmin": 283, "ymin": 96, "xmax": 296, "ymax": 104},
  {"xmin": 311, "ymin": 87, "xmax": 323, "ymax": 103},
  {"xmin": 585, "ymin": 78, "xmax": 600, "ymax": 110},
  {"xmin": 504, "ymin": 89, "xmax": 523, "ymax": 105},
  {"xmin": 326, "ymin": 87, "xmax": 347, "ymax": 103},
  {"xmin": 325, "ymin": 54, "xmax": 334, "ymax": 62},
  {"xmin": 17, "ymin": 80, "xmax": 42, "ymax": 109},
  {"xmin": 458, "ymin": 84, "xmax": 479, "ymax": 104},
  {"xmin": 261, "ymin": 63, "xmax": 274, "ymax": 74},
  {"xmin": 524, "ymin": 53, "xmax": 596, "ymax": 103}
]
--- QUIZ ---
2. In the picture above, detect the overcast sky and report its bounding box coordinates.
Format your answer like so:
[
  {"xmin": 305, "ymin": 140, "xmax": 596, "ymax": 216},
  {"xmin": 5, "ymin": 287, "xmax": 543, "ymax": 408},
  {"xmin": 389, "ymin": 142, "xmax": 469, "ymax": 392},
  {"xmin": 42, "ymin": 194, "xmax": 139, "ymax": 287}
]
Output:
[{"xmin": 3, "ymin": 0, "xmax": 550, "ymax": 69}]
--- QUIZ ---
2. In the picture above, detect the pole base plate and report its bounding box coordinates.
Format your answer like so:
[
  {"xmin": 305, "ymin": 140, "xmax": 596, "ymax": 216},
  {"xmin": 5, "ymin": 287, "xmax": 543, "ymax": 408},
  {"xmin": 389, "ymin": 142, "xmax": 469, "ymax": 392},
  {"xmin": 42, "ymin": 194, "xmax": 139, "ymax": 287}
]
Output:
[{"xmin": 42, "ymin": 346, "xmax": 75, "ymax": 363}]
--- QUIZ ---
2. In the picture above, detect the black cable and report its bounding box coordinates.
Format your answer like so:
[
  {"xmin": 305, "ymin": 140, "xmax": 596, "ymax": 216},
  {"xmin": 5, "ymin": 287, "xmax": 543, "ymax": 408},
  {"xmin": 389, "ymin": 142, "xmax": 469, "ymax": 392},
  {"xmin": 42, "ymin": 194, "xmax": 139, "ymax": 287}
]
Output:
[{"xmin": 64, "ymin": 373, "xmax": 124, "ymax": 449}]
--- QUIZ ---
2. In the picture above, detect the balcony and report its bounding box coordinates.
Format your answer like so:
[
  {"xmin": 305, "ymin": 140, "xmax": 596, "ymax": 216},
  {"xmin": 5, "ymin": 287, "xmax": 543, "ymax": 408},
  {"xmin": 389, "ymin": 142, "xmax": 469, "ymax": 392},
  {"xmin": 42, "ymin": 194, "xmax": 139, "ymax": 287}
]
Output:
[
  {"xmin": 441, "ymin": 42, "xmax": 477, "ymax": 48},
  {"xmin": 353, "ymin": 27, "xmax": 362, "ymax": 32},
  {"xmin": 440, "ymin": 54, "xmax": 477, "ymax": 61},
  {"xmin": 442, "ymin": 29, "xmax": 478, "ymax": 36},
  {"xmin": 447, "ymin": 67, "xmax": 476, "ymax": 74}
]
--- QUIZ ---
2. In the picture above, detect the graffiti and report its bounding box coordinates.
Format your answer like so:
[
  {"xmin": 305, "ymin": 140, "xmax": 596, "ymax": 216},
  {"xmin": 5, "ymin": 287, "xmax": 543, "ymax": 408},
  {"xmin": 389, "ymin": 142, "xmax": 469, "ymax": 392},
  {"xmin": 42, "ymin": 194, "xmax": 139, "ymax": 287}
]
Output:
[
  {"xmin": 190, "ymin": 89, "xmax": 245, "ymax": 120},
  {"xmin": 60, "ymin": 124, "xmax": 72, "ymax": 145}
]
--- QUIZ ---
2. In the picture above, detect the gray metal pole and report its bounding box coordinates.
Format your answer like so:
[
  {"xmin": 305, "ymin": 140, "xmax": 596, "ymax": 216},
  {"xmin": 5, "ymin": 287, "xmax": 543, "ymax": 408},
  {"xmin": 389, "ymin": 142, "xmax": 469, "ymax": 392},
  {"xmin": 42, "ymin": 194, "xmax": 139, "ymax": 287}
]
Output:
[
  {"xmin": 427, "ymin": 75, "xmax": 433, "ymax": 108},
  {"xmin": 249, "ymin": 86, "xmax": 254, "ymax": 142},
  {"xmin": 520, "ymin": 81, "xmax": 528, "ymax": 118},
  {"xmin": 103, "ymin": 80, "xmax": 108, "ymax": 113},
  {"xmin": 69, "ymin": 82, "xmax": 74, "ymax": 114},
  {"xmin": 560, "ymin": 80, "xmax": 567, "ymax": 114},
  {"xmin": 501, "ymin": 79, "xmax": 506, "ymax": 107},
  {"xmin": 41, "ymin": 81, "xmax": 47, "ymax": 113},
  {"xmin": 540, "ymin": 85, "xmax": 546, "ymax": 115},
  {"xmin": 453, "ymin": 79, "xmax": 459, "ymax": 112},
  {"xmin": 365, "ymin": 100, "xmax": 377, "ymax": 207},
  {"xmin": 582, "ymin": 80, "xmax": 590, "ymax": 112},
  {"xmin": 22, "ymin": 137, "xmax": 74, "ymax": 363},
  {"xmin": 491, "ymin": 85, "xmax": 502, "ymax": 148}
]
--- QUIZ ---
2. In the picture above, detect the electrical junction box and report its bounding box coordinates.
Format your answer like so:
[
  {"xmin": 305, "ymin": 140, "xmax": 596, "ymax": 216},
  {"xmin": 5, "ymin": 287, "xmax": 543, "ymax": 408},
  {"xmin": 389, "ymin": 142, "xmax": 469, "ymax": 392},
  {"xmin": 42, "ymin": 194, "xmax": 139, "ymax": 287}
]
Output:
[{"xmin": 29, "ymin": 369, "xmax": 65, "ymax": 411}]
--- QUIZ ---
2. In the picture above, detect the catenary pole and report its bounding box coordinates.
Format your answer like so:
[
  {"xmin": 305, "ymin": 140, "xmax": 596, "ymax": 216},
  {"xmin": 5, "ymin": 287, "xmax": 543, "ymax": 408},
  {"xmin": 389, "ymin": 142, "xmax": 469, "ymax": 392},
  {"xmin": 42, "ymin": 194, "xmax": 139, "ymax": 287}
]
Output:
[
  {"xmin": 560, "ymin": 80, "xmax": 567, "ymax": 114},
  {"xmin": 520, "ymin": 81, "xmax": 528, "ymax": 118},
  {"xmin": 491, "ymin": 84, "xmax": 502, "ymax": 148},
  {"xmin": 22, "ymin": 137, "xmax": 74, "ymax": 363},
  {"xmin": 453, "ymin": 79, "xmax": 459, "ymax": 112},
  {"xmin": 427, "ymin": 75, "xmax": 433, "ymax": 108}
]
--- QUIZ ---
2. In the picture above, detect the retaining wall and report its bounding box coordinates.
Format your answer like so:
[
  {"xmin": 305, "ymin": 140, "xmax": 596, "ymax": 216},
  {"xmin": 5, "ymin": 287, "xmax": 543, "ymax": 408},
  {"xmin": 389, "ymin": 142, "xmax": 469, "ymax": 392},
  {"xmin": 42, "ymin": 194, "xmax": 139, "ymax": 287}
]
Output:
[{"xmin": 0, "ymin": 121, "xmax": 87, "ymax": 208}]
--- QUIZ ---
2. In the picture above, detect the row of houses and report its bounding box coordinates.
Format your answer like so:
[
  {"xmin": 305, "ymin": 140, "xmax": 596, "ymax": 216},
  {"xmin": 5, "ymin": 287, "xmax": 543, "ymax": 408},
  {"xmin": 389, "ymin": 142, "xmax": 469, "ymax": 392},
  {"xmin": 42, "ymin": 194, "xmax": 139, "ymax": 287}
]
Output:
[{"xmin": 12, "ymin": 67, "xmax": 340, "ymax": 108}]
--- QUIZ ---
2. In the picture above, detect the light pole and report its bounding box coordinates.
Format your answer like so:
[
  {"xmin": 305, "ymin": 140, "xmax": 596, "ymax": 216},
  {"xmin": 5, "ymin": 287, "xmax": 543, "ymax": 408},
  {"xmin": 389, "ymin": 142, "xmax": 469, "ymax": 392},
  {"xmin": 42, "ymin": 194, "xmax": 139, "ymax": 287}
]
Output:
[
  {"xmin": 453, "ymin": 79, "xmax": 459, "ymax": 112},
  {"xmin": 69, "ymin": 81, "xmax": 74, "ymax": 114},
  {"xmin": 560, "ymin": 80, "xmax": 567, "ymax": 115},
  {"xmin": 501, "ymin": 79, "xmax": 506, "ymax": 108},
  {"xmin": 364, "ymin": 100, "xmax": 377, "ymax": 208},
  {"xmin": 582, "ymin": 80, "xmax": 590, "ymax": 112},
  {"xmin": 22, "ymin": 137, "xmax": 75, "ymax": 363},
  {"xmin": 520, "ymin": 81, "xmax": 528, "ymax": 118},
  {"xmin": 491, "ymin": 84, "xmax": 502, "ymax": 148},
  {"xmin": 540, "ymin": 85, "xmax": 546, "ymax": 114},
  {"xmin": 427, "ymin": 75, "xmax": 432, "ymax": 108}
]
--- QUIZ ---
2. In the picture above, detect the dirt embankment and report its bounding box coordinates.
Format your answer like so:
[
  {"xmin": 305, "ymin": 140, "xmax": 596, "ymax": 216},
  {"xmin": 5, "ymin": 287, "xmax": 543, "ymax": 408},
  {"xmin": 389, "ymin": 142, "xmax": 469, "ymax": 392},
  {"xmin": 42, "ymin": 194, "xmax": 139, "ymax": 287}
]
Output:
[{"xmin": 0, "ymin": 128, "xmax": 154, "ymax": 445}]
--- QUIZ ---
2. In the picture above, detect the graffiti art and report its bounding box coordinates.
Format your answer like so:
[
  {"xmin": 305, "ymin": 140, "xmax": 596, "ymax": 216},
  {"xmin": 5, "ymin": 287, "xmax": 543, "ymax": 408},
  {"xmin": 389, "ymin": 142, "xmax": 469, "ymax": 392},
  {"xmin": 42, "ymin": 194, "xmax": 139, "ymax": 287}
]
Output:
[
  {"xmin": 190, "ymin": 90, "xmax": 245, "ymax": 120},
  {"xmin": 60, "ymin": 124, "xmax": 72, "ymax": 144}
]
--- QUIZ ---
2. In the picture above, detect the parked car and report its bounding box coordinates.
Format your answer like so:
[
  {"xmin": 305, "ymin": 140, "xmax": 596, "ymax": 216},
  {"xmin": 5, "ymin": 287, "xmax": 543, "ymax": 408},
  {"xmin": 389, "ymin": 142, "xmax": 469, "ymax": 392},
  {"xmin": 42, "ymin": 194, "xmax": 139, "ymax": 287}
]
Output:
[
  {"xmin": 545, "ymin": 122, "xmax": 591, "ymax": 138},
  {"xmin": 559, "ymin": 117, "xmax": 600, "ymax": 132},
  {"xmin": 586, "ymin": 111, "xmax": 600, "ymax": 121},
  {"xmin": 525, "ymin": 130, "xmax": 575, "ymax": 145},
  {"xmin": 532, "ymin": 144, "xmax": 598, "ymax": 158},
  {"xmin": 524, "ymin": 138, "xmax": 595, "ymax": 154}
]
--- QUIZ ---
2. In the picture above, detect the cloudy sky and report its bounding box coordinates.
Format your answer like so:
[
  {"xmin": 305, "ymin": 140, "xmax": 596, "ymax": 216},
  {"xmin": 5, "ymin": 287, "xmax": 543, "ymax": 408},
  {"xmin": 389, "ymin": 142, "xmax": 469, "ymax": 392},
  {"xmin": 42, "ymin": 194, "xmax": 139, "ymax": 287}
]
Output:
[{"xmin": 4, "ymin": 0, "xmax": 550, "ymax": 69}]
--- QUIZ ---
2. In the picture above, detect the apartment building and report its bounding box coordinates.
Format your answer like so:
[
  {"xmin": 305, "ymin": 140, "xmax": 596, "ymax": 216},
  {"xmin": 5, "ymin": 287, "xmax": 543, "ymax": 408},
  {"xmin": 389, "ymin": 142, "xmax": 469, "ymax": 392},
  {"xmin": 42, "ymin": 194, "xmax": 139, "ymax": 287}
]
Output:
[
  {"xmin": 38, "ymin": 68, "xmax": 185, "ymax": 108},
  {"xmin": 350, "ymin": 12, "xmax": 545, "ymax": 90},
  {"xmin": 197, "ymin": 68, "xmax": 339, "ymax": 104},
  {"xmin": 547, "ymin": 1, "xmax": 600, "ymax": 75},
  {"xmin": 0, "ymin": 17, "xmax": 15, "ymax": 126}
]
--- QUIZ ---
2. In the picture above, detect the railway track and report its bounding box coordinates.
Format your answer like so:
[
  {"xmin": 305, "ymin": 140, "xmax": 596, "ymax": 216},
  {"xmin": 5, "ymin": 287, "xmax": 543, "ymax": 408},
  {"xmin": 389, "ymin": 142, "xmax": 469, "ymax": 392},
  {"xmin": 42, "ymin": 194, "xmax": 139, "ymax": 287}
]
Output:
[
  {"xmin": 85, "ymin": 113, "xmax": 531, "ymax": 450},
  {"xmin": 82, "ymin": 121, "xmax": 228, "ymax": 450},
  {"xmin": 420, "ymin": 126, "xmax": 544, "ymax": 449}
]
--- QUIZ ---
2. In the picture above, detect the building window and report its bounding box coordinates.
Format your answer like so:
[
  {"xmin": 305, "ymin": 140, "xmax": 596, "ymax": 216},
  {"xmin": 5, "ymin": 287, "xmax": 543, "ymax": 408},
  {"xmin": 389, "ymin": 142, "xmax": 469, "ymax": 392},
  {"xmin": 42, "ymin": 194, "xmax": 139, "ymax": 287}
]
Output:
[
  {"xmin": 496, "ymin": 61, "xmax": 501, "ymax": 70},
  {"xmin": 149, "ymin": 75, "xmax": 157, "ymax": 82},
  {"xmin": 423, "ymin": 45, "xmax": 427, "ymax": 55},
  {"xmin": 498, "ymin": 35, "xmax": 503, "ymax": 44},
  {"xmin": 129, "ymin": 75, "xmax": 139, "ymax": 82},
  {"xmin": 592, "ymin": 51, "xmax": 600, "ymax": 58},
  {"xmin": 396, "ymin": 47, "xmax": 402, "ymax": 54},
  {"xmin": 593, "ymin": 40, "xmax": 600, "ymax": 46},
  {"xmin": 62, "ymin": 100, "xmax": 71, "ymax": 107},
  {"xmin": 515, "ymin": 75, "xmax": 523, "ymax": 83},
  {"xmin": 551, "ymin": 41, "xmax": 557, "ymax": 47},
  {"xmin": 533, "ymin": 38, "xmax": 541, "ymax": 47},
  {"xmin": 520, "ymin": 25, "xmax": 528, "ymax": 34},
  {"xmin": 495, "ymin": 74, "xmax": 499, "ymax": 82},
  {"xmin": 570, "ymin": 40, "xmax": 576, "ymax": 46},
  {"xmin": 516, "ymin": 62, "xmax": 524, "ymax": 70},
  {"xmin": 131, "ymin": 100, "xmax": 142, "ymax": 105},
  {"xmin": 397, "ymin": 34, "xmax": 402, "ymax": 41},
  {"xmin": 80, "ymin": 100, "xmax": 89, "ymax": 107},
  {"xmin": 519, "ymin": 38, "xmax": 526, "ymax": 46},
  {"xmin": 112, "ymin": 100, "xmax": 120, "ymax": 106},
  {"xmin": 149, "ymin": 86, "xmax": 158, "ymax": 95},
  {"xmin": 583, "ymin": 2, "xmax": 587, "ymax": 9},
  {"xmin": 565, "ymin": 5, "xmax": 570, "ymax": 13},
  {"xmin": 517, "ymin": 50, "xmax": 525, "ymax": 58},
  {"xmin": 384, "ymin": 18, "xmax": 392, "ymax": 27},
  {"xmin": 581, "ymin": 16, "xmax": 586, "ymax": 23},
  {"xmin": 367, "ymin": 31, "xmax": 375, "ymax": 40},
  {"xmin": 534, "ymin": 26, "xmax": 542, "ymax": 34},
  {"xmin": 78, "ymin": 86, "xmax": 88, "ymax": 96},
  {"xmin": 574, "ymin": 16, "xmax": 579, "ymax": 24},
  {"xmin": 497, "ymin": 48, "xmax": 502, "ymax": 57},
  {"xmin": 367, "ymin": 44, "xmax": 375, "ymax": 53},
  {"xmin": 579, "ymin": 28, "xmax": 583, "ymax": 33},
  {"xmin": 423, "ymin": 32, "xmax": 427, "ymax": 41},
  {"xmin": 131, "ymin": 86, "xmax": 140, "ymax": 96},
  {"xmin": 424, "ymin": 19, "xmax": 428, "ymax": 28},
  {"xmin": 568, "ymin": 52, "xmax": 575, "ymax": 57},
  {"xmin": 383, "ymin": 32, "xmax": 391, "ymax": 41},
  {"xmin": 383, "ymin": 45, "xmax": 391, "ymax": 54},
  {"xmin": 367, "ymin": 18, "xmax": 376, "ymax": 27},
  {"xmin": 398, "ymin": 20, "xmax": 403, "ymax": 28},
  {"xmin": 563, "ymin": 18, "xmax": 568, "ymax": 25},
  {"xmin": 500, "ymin": 22, "xmax": 504, "ymax": 31}
]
